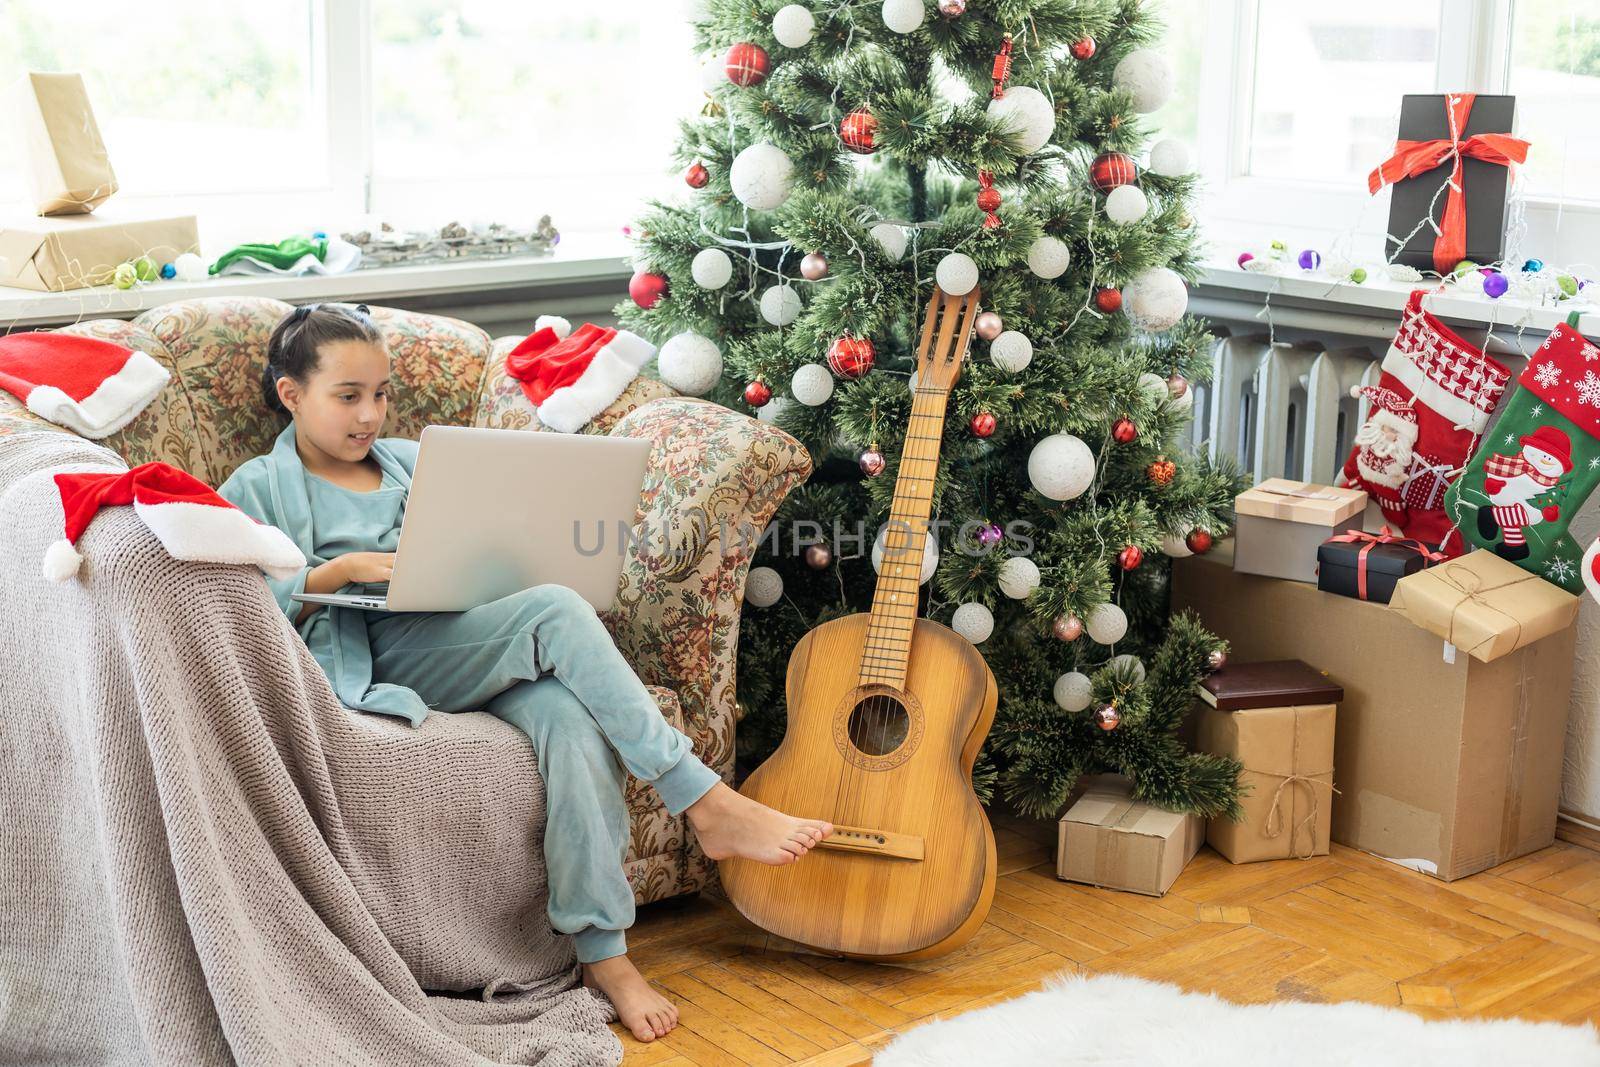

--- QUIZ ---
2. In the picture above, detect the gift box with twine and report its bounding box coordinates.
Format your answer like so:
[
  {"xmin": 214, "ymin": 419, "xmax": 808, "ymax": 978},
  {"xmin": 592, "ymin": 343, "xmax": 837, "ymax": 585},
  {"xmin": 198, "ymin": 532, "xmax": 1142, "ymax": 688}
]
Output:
[{"xmin": 1388, "ymin": 549, "xmax": 1577, "ymax": 663}]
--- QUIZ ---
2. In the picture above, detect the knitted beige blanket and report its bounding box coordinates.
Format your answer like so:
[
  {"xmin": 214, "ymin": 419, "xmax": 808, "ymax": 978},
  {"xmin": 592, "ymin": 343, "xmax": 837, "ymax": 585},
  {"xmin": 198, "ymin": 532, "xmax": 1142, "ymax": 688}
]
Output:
[{"xmin": 0, "ymin": 426, "xmax": 621, "ymax": 1065}]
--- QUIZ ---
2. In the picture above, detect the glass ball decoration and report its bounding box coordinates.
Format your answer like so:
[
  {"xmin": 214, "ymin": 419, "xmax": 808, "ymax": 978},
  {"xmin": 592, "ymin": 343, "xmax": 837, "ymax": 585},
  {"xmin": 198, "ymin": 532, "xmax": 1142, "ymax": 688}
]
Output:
[
  {"xmin": 1118, "ymin": 544, "xmax": 1143, "ymax": 570},
  {"xmin": 628, "ymin": 270, "xmax": 669, "ymax": 309},
  {"xmin": 1089, "ymin": 151, "xmax": 1139, "ymax": 191},
  {"xmin": 1094, "ymin": 703, "xmax": 1122, "ymax": 731},
  {"xmin": 938, "ymin": 0, "xmax": 965, "ymax": 15},
  {"xmin": 970, "ymin": 411, "xmax": 997, "ymax": 438},
  {"xmin": 1112, "ymin": 417, "xmax": 1138, "ymax": 444},
  {"xmin": 685, "ymin": 161, "xmax": 709, "ymax": 188},
  {"xmin": 805, "ymin": 542, "xmax": 832, "ymax": 569},
  {"xmin": 1052, "ymin": 613, "xmax": 1083, "ymax": 641},
  {"xmin": 743, "ymin": 380, "xmax": 772, "ymax": 407},
  {"xmin": 1298, "ymin": 249, "xmax": 1321, "ymax": 271},
  {"xmin": 1186, "ymin": 528, "xmax": 1214, "ymax": 554},
  {"xmin": 724, "ymin": 42, "xmax": 771, "ymax": 86},
  {"xmin": 974, "ymin": 311, "xmax": 1003, "ymax": 340},
  {"xmin": 1207, "ymin": 649, "xmax": 1228, "ymax": 671},
  {"xmin": 1094, "ymin": 287, "xmax": 1123, "ymax": 313},
  {"xmin": 826, "ymin": 334, "xmax": 876, "ymax": 379},
  {"xmin": 1147, "ymin": 456, "xmax": 1176, "ymax": 486},
  {"xmin": 1167, "ymin": 373, "xmax": 1189, "ymax": 399},
  {"xmin": 1484, "ymin": 271, "xmax": 1509, "ymax": 298},
  {"xmin": 1523, "ymin": 258, "xmax": 1545, "ymax": 272},
  {"xmin": 977, "ymin": 522, "xmax": 1004, "ymax": 547},
  {"xmin": 840, "ymin": 107, "xmax": 878, "ymax": 154},
  {"xmin": 800, "ymin": 252, "xmax": 829, "ymax": 281},
  {"xmin": 859, "ymin": 446, "xmax": 886, "ymax": 476},
  {"xmin": 1070, "ymin": 35, "xmax": 1096, "ymax": 60}
]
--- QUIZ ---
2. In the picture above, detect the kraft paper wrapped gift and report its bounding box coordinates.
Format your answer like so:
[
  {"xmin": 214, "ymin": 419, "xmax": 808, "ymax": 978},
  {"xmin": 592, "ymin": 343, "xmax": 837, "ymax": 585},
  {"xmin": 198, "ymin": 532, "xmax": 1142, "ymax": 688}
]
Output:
[
  {"xmin": 1234, "ymin": 479, "xmax": 1367, "ymax": 584},
  {"xmin": 13, "ymin": 71, "xmax": 118, "ymax": 215},
  {"xmin": 1388, "ymin": 550, "xmax": 1578, "ymax": 663},
  {"xmin": 1056, "ymin": 775, "xmax": 1203, "ymax": 897},
  {"xmin": 1196, "ymin": 661, "xmax": 1342, "ymax": 863},
  {"xmin": 0, "ymin": 210, "xmax": 199, "ymax": 292}
]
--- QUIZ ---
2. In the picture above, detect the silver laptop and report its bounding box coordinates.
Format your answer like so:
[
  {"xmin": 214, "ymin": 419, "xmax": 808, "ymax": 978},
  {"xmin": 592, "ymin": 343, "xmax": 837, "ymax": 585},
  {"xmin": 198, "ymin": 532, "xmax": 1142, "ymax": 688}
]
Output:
[{"xmin": 291, "ymin": 425, "xmax": 651, "ymax": 613}]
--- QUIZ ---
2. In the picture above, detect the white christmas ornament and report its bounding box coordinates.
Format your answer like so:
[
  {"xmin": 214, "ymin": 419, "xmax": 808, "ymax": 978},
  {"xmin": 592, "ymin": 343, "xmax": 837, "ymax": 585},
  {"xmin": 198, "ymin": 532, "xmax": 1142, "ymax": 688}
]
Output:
[
  {"xmin": 756, "ymin": 395, "xmax": 794, "ymax": 424},
  {"xmin": 997, "ymin": 555, "xmax": 1040, "ymax": 599},
  {"xmin": 1025, "ymin": 235, "xmax": 1070, "ymax": 280},
  {"xmin": 871, "ymin": 524, "xmax": 938, "ymax": 584},
  {"xmin": 729, "ymin": 143, "xmax": 795, "ymax": 211},
  {"xmin": 772, "ymin": 4, "xmax": 815, "ymax": 48},
  {"xmin": 1027, "ymin": 433, "xmax": 1095, "ymax": 501},
  {"xmin": 1138, "ymin": 372, "xmax": 1170, "ymax": 402},
  {"xmin": 951, "ymin": 602, "xmax": 995, "ymax": 644},
  {"xmin": 986, "ymin": 86, "xmax": 1057, "ymax": 155},
  {"xmin": 658, "ymin": 333, "xmax": 723, "ymax": 396},
  {"xmin": 759, "ymin": 284, "xmax": 803, "ymax": 326},
  {"xmin": 790, "ymin": 363, "xmax": 835, "ymax": 406},
  {"xmin": 173, "ymin": 253, "xmax": 208, "ymax": 282},
  {"xmin": 870, "ymin": 222, "xmax": 908, "ymax": 261},
  {"xmin": 1168, "ymin": 384, "xmax": 1194, "ymax": 414},
  {"xmin": 989, "ymin": 330, "xmax": 1033, "ymax": 373},
  {"xmin": 1109, "ymin": 653, "xmax": 1146, "ymax": 684},
  {"xmin": 698, "ymin": 52, "xmax": 727, "ymax": 95},
  {"xmin": 907, "ymin": 369, "xmax": 919, "ymax": 393},
  {"xmin": 881, "ymin": 0, "xmax": 924, "ymax": 34},
  {"xmin": 746, "ymin": 566, "xmax": 784, "ymax": 607},
  {"xmin": 1123, "ymin": 267, "xmax": 1188, "ymax": 332},
  {"xmin": 1086, "ymin": 602, "xmax": 1128, "ymax": 645},
  {"xmin": 1104, "ymin": 184, "xmax": 1149, "ymax": 225},
  {"xmin": 690, "ymin": 247, "xmax": 733, "ymax": 289},
  {"xmin": 1160, "ymin": 531, "xmax": 1193, "ymax": 558},
  {"xmin": 1053, "ymin": 671, "xmax": 1094, "ymax": 713},
  {"xmin": 935, "ymin": 252, "xmax": 979, "ymax": 296},
  {"xmin": 1112, "ymin": 48, "xmax": 1174, "ymax": 113},
  {"xmin": 1148, "ymin": 139, "xmax": 1191, "ymax": 177}
]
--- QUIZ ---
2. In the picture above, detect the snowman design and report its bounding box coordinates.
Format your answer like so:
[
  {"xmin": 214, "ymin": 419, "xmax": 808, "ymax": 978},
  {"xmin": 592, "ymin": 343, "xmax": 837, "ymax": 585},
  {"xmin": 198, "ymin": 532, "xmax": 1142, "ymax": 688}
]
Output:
[{"xmin": 1476, "ymin": 425, "xmax": 1573, "ymax": 561}]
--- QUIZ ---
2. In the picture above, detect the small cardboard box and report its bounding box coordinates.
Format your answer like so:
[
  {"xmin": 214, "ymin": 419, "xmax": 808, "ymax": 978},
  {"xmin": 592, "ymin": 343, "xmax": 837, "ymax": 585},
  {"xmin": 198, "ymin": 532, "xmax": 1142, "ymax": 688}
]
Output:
[
  {"xmin": 1196, "ymin": 661, "xmax": 1342, "ymax": 863},
  {"xmin": 1057, "ymin": 775, "xmax": 1204, "ymax": 896},
  {"xmin": 0, "ymin": 209, "xmax": 199, "ymax": 291},
  {"xmin": 1173, "ymin": 542, "xmax": 1575, "ymax": 881},
  {"xmin": 1234, "ymin": 479, "xmax": 1367, "ymax": 584},
  {"xmin": 12, "ymin": 71, "xmax": 118, "ymax": 215}
]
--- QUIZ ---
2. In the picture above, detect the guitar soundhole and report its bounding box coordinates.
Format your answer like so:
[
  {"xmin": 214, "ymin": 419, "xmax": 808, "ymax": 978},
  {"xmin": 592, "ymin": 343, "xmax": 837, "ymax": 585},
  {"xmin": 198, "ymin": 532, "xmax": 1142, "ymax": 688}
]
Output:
[{"xmin": 846, "ymin": 695, "xmax": 910, "ymax": 756}]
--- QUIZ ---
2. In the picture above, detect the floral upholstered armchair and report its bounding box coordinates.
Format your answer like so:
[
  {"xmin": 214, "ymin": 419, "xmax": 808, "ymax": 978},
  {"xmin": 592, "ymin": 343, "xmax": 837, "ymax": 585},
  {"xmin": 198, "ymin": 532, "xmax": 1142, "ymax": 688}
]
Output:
[{"xmin": 0, "ymin": 296, "xmax": 812, "ymax": 906}]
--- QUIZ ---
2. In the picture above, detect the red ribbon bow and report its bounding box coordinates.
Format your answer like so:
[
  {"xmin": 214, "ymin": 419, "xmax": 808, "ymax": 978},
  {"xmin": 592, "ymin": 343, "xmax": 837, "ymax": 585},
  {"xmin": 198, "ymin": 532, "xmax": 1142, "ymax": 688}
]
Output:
[
  {"xmin": 1367, "ymin": 93, "xmax": 1529, "ymax": 275},
  {"xmin": 1326, "ymin": 525, "xmax": 1445, "ymax": 601}
]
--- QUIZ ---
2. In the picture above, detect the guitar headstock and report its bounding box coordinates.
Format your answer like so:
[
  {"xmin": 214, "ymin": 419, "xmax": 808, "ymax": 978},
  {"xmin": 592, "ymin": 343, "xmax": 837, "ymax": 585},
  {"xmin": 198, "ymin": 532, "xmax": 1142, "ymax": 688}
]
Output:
[{"xmin": 914, "ymin": 284, "xmax": 984, "ymax": 396}]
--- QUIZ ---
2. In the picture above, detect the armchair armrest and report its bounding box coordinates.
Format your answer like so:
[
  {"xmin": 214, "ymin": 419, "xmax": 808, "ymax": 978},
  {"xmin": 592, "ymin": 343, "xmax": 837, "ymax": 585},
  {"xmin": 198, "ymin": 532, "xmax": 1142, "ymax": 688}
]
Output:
[{"xmin": 600, "ymin": 397, "xmax": 813, "ymax": 780}]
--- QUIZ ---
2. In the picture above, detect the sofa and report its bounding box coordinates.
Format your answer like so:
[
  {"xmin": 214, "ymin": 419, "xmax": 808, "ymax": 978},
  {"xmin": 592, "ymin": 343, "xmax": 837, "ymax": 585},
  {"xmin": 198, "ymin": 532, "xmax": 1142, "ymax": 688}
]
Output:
[{"xmin": 0, "ymin": 297, "xmax": 810, "ymax": 982}]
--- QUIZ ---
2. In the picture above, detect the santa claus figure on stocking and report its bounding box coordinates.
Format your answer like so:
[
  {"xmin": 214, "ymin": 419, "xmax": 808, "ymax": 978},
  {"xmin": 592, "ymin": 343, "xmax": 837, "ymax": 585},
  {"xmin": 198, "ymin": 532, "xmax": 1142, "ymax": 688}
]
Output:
[
  {"xmin": 1477, "ymin": 425, "xmax": 1572, "ymax": 561},
  {"xmin": 1349, "ymin": 386, "xmax": 1421, "ymax": 524}
]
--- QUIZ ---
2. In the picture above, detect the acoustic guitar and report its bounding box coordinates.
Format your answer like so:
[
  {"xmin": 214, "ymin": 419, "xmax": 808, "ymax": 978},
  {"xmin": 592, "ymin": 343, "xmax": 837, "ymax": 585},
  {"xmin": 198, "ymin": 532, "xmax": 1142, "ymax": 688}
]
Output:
[{"xmin": 721, "ymin": 285, "xmax": 998, "ymax": 960}]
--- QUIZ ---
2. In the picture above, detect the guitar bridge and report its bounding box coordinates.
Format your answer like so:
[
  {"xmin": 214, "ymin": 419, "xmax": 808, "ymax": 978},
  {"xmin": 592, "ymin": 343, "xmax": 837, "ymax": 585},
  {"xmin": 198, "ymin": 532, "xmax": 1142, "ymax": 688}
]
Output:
[{"xmin": 816, "ymin": 824, "xmax": 924, "ymax": 861}]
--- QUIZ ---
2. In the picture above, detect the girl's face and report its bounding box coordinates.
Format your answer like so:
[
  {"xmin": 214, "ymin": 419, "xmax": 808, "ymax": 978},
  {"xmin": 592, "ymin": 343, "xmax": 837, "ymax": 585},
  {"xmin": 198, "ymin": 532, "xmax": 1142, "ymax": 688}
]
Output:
[{"xmin": 277, "ymin": 339, "xmax": 391, "ymax": 463}]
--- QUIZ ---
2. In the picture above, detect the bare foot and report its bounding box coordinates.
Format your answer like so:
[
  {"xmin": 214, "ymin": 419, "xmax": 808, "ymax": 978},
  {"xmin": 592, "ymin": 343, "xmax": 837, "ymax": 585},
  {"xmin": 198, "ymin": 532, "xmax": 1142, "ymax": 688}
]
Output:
[
  {"xmin": 686, "ymin": 781, "xmax": 833, "ymax": 865},
  {"xmin": 583, "ymin": 955, "xmax": 678, "ymax": 1042}
]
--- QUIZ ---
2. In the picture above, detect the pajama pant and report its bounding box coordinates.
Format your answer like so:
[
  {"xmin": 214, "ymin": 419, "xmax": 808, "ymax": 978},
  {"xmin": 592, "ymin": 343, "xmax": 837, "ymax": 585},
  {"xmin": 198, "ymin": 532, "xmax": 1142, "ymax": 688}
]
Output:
[{"xmin": 363, "ymin": 583, "xmax": 721, "ymax": 963}]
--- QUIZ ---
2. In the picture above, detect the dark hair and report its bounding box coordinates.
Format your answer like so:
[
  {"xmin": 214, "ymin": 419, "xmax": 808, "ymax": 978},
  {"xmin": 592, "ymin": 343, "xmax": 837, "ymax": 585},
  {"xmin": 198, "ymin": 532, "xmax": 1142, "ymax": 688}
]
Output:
[{"xmin": 261, "ymin": 302, "xmax": 382, "ymax": 414}]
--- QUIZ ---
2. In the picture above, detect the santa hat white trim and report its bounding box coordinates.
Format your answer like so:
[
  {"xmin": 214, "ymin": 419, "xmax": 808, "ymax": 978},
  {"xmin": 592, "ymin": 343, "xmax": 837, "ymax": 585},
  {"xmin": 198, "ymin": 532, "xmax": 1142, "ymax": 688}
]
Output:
[
  {"xmin": 25, "ymin": 349, "xmax": 171, "ymax": 439},
  {"xmin": 537, "ymin": 330, "xmax": 656, "ymax": 434},
  {"xmin": 133, "ymin": 500, "xmax": 305, "ymax": 579},
  {"xmin": 534, "ymin": 315, "xmax": 572, "ymax": 340}
]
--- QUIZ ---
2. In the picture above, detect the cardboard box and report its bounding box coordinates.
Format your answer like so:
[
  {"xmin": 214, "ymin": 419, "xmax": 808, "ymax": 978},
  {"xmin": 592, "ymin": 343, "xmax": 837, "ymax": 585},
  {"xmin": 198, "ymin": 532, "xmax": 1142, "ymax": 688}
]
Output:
[
  {"xmin": 1173, "ymin": 543, "xmax": 1575, "ymax": 881},
  {"xmin": 1196, "ymin": 661, "xmax": 1341, "ymax": 863},
  {"xmin": 12, "ymin": 71, "xmax": 118, "ymax": 215},
  {"xmin": 1057, "ymin": 775, "xmax": 1204, "ymax": 896},
  {"xmin": 1234, "ymin": 479, "xmax": 1367, "ymax": 584},
  {"xmin": 0, "ymin": 209, "xmax": 199, "ymax": 291},
  {"xmin": 1389, "ymin": 551, "xmax": 1579, "ymax": 663}
]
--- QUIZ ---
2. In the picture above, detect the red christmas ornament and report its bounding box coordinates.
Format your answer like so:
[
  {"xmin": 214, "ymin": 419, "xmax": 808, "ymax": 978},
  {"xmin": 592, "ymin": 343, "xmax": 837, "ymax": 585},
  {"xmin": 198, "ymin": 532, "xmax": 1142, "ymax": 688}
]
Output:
[
  {"xmin": 628, "ymin": 270, "xmax": 669, "ymax": 310},
  {"xmin": 976, "ymin": 170, "xmax": 1002, "ymax": 230},
  {"xmin": 826, "ymin": 334, "xmax": 876, "ymax": 379},
  {"xmin": 684, "ymin": 162, "xmax": 709, "ymax": 189},
  {"xmin": 1185, "ymin": 528, "xmax": 1214, "ymax": 555},
  {"xmin": 1094, "ymin": 703, "xmax": 1121, "ymax": 731},
  {"xmin": 725, "ymin": 42, "xmax": 770, "ymax": 87},
  {"xmin": 991, "ymin": 34, "xmax": 1014, "ymax": 99},
  {"xmin": 1118, "ymin": 544, "xmax": 1143, "ymax": 571},
  {"xmin": 969, "ymin": 411, "xmax": 997, "ymax": 438},
  {"xmin": 1089, "ymin": 151, "xmax": 1139, "ymax": 191},
  {"xmin": 1094, "ymin": 287, "xmax": 1123, "ymax": 313},
  {"xmin": 1112, "ymin": 417, "xmax": 1137, "ymax": 444},
  {"xmin": 1070, "ymin": 35, "xmax": 1097, "ymax": 60},
  {"xmin": 1147, "ymin": 455, "xmax": 1176, "ymax": 486},
  {"xmin": 840, "ymin": 107, "xmax": 878, "ymax": 154},
  {"xmin": 743, "ymin": 380, "xmax": 773, "ymax": 407}
]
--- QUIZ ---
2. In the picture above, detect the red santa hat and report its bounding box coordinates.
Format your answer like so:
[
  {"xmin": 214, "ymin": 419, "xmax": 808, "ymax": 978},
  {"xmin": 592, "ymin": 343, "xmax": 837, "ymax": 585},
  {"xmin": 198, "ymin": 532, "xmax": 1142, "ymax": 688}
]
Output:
[
  {"xmin": 1520, "ymin": 424, "xmax": 1573, "ymax": 472},
  {"xmin": 1354, "ymin": 385, "xmax": 1418, "ymax": 424},
  {"xmin": 43, "ymin": 462, "xmax": 306, "ymax": 583},
  {"xmin": 504, "ymin": 319, "xmax": 655, "ymax": 434},
  {"xmin": 0, "ymin": 332, "xmax": 171, "ymax": 439}
]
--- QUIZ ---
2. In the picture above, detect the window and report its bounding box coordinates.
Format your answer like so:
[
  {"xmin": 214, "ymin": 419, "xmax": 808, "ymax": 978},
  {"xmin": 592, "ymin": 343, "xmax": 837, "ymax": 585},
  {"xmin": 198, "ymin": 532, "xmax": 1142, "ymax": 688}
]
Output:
[{"xmin": 1506, "ymin": 1, "xmax": 1600, "ymax": 204}]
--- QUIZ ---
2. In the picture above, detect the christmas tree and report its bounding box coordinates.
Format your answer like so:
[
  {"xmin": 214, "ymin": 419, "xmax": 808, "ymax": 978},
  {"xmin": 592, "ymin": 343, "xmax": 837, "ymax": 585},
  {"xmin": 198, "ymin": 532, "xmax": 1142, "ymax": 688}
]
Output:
[{"xmin": 616, "ymin": 0, "xmax": 1245, "ymax": 819}]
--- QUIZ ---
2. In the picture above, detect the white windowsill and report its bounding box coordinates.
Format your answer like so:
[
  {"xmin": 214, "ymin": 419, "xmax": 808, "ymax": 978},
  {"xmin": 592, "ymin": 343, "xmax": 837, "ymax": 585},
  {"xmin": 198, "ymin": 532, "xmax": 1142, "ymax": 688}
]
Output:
[{"xmin": 0, "ymin": 231, "xmax": 636, "ymax": 330}]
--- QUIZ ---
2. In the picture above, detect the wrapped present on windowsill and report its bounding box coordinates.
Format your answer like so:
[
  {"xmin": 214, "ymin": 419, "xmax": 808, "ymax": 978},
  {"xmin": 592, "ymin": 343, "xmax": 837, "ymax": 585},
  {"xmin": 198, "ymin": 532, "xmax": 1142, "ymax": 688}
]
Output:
[{"xmin": 1316, "ymin": 526, "xmax": 1444, "ymax": 604}]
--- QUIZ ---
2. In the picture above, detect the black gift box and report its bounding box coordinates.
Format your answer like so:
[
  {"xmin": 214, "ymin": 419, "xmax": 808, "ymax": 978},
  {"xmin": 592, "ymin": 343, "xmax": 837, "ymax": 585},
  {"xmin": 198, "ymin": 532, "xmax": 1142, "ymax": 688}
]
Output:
[
  {"xmin": 1316, "ymin": 535, "xmax": 1434, "ymax": 604},
  {"xmin": 1383, "ymin": 94, "xmax": 1517, "ymax": 272}
]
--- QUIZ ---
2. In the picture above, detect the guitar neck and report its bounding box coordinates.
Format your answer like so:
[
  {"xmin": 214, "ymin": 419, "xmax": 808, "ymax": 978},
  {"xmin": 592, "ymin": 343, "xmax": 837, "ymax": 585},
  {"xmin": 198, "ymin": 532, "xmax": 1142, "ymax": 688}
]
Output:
[{"xmin": 863, "ymin": 385, "xmax": 949, "ymax": 687}]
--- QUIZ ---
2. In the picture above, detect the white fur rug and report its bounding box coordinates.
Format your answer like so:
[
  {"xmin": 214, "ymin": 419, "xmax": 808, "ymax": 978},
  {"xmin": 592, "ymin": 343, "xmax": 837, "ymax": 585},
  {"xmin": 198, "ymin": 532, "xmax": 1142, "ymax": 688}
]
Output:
[{"xmin": 874, "ymin": 974, "xmax": 1600, "ymax": 1066}]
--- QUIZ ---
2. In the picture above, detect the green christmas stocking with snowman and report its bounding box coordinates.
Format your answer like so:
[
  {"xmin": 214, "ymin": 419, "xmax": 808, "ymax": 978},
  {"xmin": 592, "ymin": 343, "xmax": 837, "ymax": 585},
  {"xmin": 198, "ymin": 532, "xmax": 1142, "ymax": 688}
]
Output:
[{"xmin": 1445, "ymin": 317, "xmax": 1600, "ymax": 592}]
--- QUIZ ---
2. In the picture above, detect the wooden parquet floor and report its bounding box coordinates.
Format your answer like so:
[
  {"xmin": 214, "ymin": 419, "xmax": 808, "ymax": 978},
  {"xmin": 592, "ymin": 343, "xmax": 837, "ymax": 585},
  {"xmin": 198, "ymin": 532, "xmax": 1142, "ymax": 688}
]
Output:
[{"xmin": 614, "ymin": 814, "xmax": 1600, "ymax": 1065}]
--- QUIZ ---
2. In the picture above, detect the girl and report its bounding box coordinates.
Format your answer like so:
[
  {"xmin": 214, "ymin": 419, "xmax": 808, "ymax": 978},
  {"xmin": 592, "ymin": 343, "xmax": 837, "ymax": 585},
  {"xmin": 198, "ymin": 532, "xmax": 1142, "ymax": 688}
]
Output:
[{"xmin": 217, "ymin": 303, "xmax": 831, "ymax": 1043}]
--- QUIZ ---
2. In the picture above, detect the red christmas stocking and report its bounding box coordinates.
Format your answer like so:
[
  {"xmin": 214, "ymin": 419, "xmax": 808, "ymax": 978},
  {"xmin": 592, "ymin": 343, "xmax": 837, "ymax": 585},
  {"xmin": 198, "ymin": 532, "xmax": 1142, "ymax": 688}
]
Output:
[{"xmin": 1339, "ymin": 291, "xmax": 1512, "ymax": 554}]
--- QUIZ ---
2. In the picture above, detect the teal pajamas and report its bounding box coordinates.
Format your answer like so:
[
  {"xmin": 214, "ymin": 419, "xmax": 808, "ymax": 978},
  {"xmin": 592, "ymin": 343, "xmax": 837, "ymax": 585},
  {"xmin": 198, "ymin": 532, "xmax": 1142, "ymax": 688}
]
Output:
[{"xmin": 219, "ymin": 423, "xmax": 719, "ymax": 964}]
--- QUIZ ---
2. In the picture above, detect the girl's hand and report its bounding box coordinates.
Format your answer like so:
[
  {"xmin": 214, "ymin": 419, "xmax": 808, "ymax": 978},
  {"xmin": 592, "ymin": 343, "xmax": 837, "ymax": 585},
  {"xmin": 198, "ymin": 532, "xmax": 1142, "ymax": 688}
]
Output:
[{"xmin": 339, "ymin": 551, "xmax": 397, "ymax": 584}]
